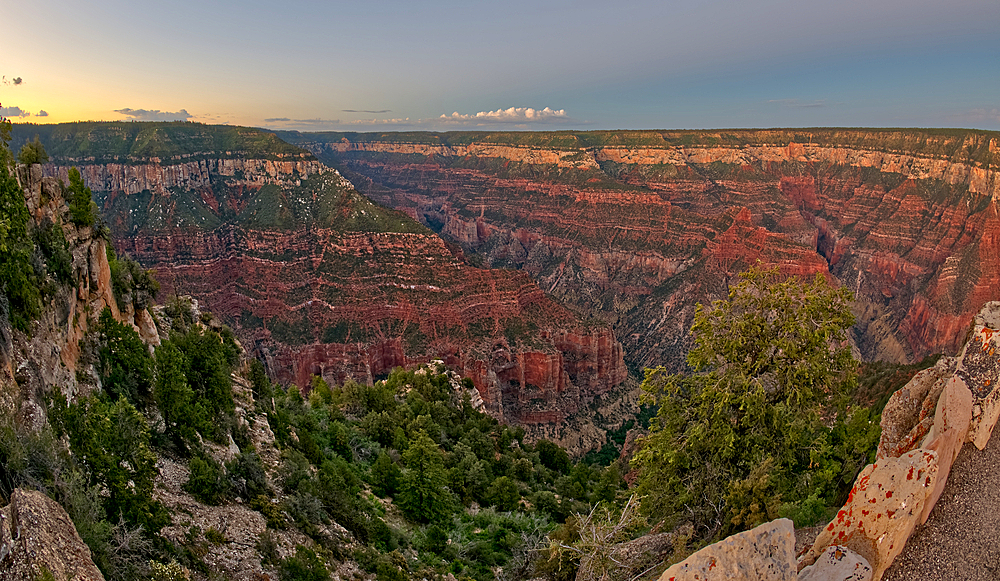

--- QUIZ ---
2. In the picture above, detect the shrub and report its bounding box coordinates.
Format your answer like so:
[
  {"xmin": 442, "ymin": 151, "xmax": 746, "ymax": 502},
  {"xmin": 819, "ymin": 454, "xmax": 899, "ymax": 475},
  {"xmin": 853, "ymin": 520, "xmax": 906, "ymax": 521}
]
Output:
[
  {"xmin": 279, "ymin": 545, "xmax": 330, "ymax": 581},
  {"xmin": 184, "ymin": 455, "xmax": 228, "ymax": 505}
]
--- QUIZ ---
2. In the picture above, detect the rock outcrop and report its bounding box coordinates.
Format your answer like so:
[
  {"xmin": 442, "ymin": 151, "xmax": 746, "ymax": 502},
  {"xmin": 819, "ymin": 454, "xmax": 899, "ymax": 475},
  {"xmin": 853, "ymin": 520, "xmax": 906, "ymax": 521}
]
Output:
[
  {"xmin": 285, "ymin": 129, "xmax": 1000, "ymax": 372},
  {"xmin": 658, "ymin": 518, "xmax": 797, "ymax": 581},
  {"xmin": 797, "ymin": 545, "xmax": 872, "ymax": 581},
  {"xmin": 0, "ymin": 488, "xmax": 105, "ymax": 581}
]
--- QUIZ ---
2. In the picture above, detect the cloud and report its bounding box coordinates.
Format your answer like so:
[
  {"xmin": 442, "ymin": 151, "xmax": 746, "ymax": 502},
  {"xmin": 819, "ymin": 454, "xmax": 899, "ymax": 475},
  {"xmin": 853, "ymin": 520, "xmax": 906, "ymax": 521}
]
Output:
[
  {"xmin": 438, "ymin": 106, "xmax": 571, "ymax": 125},
  {"xmin": 768, "ymin": 99, "xmax": 828, "ymax": 108},
  {"xmin": 12, "ymin": 77, "xmax": 22, "ymax": 86},
  {"xmin": 343, "ymin": 109, "xmax": 391, "ymax": 114},
  {"xmin": 115, "ymin": 108, "xmax": 193, "ymax": 121},
  {"xmin": 948, "ymin": 108, "xmax": 1000, "ymax": 124},
  {"xmin": 346, "ymin": 118, "xmax": 414, "ymax": 126},
  {"xmin": 256, "ymin": 106, "xmax": 576, "ymax": 131},
  {"xmin": 36, "ymin": 110, "xmax": 48, "ymax": 117},
  {"xmin": 0, "ymin": 106, "xmax": 31, "ymax": 118}
]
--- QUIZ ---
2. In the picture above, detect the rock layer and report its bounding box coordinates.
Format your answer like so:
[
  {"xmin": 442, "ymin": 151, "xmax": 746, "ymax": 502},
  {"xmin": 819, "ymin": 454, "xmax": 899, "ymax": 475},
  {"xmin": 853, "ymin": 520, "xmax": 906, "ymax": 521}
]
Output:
[
  {"xmin": 29, "ymin": 123, "xmax": 627, "ymax": 429},
  {"xmin": 285, "ymin": 129, "xmax": 1000, "ymax": 371}
]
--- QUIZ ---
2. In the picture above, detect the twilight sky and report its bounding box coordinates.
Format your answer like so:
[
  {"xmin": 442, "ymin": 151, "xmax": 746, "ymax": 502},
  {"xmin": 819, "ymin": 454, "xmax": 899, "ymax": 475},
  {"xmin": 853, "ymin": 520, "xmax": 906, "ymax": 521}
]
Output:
[{"xmin": 3, "ymin": 0, "xmax": 999, "ymax": 131}]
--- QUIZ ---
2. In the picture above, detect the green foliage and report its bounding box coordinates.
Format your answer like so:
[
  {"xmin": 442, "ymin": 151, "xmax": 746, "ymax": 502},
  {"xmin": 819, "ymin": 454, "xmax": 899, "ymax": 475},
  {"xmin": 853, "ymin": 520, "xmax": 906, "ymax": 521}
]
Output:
[
  {"xmin": 0, "ymin": 162, "xmax": 40, "ymax": 332},
  {"xmin": 370, "ymin": 451, "xmax": 401, "ymax": 498},
  {"xmin": 33, "ymin": 218, "xmax": 72, "ymax": 283},
  {"xmin": 156, "ymin": 324, "xmax": 239, "ymax": 444},
  {"xmin": 50, "ymin": 394, "xmax": 169, "ymax": 534},
  {"xmin": 486, "ymin": 475, "xmax": 521, "ymax": 512},
  {"xmin": 96, "ymin": 307, "xmax": 154, "ymax": 406},
  {"xmin": 398, "ymin": 431, "xmax": 453, "ymax": 523},
  {"xmin": 184, "ymin": 454, "xmax": 227, "ymax": 505},
  {"xmin": 633, "ymin": 265, "xmax": 863, "ymax": 538},
  {"xmin": 106, "ymin": 245, "xmax": 160, "ymax": 311},
  {"xmin": 204, "ymin": 527, "xmax": 227, "ymax": 544},
  {"xmin": 67, "ymin": 167, "xmax": 96, "ymax": 227},
  {"xmin": 279, "ymin": 545, "xmax": 331, "ymax": 581},
  {"xmin": 248, "ymin": 358, "xmax": 274, "ymax": 403},
  {"xmin": 17, "ymin": 136, "xmax": 49, "ymax": 165},
  {"xmin": 268, "ymin": 365, "xmax": 621, "ymax": 581},
  {"xmin": 536, "ymin": 440, "xmax": 570, "ymax": 474}
]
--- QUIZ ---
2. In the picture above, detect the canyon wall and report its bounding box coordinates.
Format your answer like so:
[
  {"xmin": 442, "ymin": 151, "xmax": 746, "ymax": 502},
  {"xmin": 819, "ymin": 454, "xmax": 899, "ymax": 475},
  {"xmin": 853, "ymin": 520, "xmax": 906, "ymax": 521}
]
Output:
[
  {"xmin": 23, "ymin": 123, "xmax": 627, "ymax": 428},
  {"xmin": 283, "ymin": 129, "xmax": 1000, "ymax": 370}
]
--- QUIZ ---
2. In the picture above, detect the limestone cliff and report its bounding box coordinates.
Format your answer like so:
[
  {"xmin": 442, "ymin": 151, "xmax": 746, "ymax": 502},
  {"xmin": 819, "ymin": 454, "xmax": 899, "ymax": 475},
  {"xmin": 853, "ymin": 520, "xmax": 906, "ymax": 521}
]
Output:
[{"xmin": 283, "ymin": 129, "xmax": 1000, "ymax": 370}]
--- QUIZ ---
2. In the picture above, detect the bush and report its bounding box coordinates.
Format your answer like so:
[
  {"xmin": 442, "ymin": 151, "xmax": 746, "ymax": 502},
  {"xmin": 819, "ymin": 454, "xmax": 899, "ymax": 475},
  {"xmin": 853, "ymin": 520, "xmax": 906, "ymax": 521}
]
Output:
[
  {"xmin": 279, "ymin": 545, "xmax": 330, "ymax": 581},
  {"xmin": 50, "ymin": 394, "xmax": 168, "ymax": 534},
  {"xmin": 633, "ymin": 266, "xmax": 859, "ymax": 538},
  {"xmin": 184, "ymin": 455, "xmax": 227, "ymax": 505}
]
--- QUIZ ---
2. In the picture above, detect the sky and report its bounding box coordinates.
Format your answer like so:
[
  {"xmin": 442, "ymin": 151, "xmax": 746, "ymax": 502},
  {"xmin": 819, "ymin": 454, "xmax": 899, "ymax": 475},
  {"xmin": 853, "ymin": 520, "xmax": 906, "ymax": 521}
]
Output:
[{"xmin": 2, "ymin": 0, "xmax": 999, "ymax": 132}]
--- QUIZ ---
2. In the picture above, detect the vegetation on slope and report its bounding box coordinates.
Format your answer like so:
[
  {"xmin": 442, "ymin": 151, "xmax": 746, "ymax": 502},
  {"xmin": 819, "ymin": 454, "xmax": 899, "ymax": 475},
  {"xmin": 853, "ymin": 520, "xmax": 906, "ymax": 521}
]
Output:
[{"xmin": 12, "ymin": 121, "xmax": 308, "ymax": 163}]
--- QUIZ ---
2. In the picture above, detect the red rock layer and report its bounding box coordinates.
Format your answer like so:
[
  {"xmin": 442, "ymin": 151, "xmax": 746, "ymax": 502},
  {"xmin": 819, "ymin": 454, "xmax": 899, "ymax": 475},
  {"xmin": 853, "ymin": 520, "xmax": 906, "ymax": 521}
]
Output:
[
  {"xmin": 305, "ymin": 132, "xmax": 1000, "ymax": 366},
  {"xmin": 71, "ymin": 157, "xmax": 627, "ymax": 426}
]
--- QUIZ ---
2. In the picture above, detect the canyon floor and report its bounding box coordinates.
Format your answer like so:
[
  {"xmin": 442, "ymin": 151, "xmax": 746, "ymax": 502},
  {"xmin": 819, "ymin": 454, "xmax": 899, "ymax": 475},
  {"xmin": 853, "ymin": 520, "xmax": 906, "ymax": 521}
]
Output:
[{"xmin": 884, "ymin": 431, "xmax": 1000, "ymax": 579}]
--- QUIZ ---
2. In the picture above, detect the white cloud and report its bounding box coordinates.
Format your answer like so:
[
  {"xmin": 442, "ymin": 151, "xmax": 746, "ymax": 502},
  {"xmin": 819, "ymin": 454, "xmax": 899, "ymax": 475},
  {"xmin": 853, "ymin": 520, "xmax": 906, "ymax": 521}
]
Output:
[
  {"xmin": 439, "ymin": 107, "xmax": 569, "ymax": 124},
  {"xmin": 115, "ymin": 108, "xmax": 193, "ymax": 121}
]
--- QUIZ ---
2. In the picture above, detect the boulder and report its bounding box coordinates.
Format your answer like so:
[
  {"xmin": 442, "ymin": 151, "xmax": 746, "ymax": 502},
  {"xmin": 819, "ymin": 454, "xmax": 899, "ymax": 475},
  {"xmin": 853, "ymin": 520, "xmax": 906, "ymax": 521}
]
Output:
[
  {"xmin": 876, "ymin": 359, "xmax": 952, "ymax": 460},
  {"xmin": 659, "ymin": 518, "xmax": 796, "ymax": 581},
  {"xmin": 955, "ymin": 302, "xmax": 1000, "ymax": 449},
  {"xmin": 797, "ymin": 545, "xmax": 872, "ymax": 581},
  {"xmin": 0, "ymin": 488, "xmax": 105, "ymax": 581},
  {"xmin": 918, "ymin": 376, "xmax": 973, "ymax": 523},
  {"xmin": 799, "ymin": 449, "xmax": 938, "ymax": 581}
]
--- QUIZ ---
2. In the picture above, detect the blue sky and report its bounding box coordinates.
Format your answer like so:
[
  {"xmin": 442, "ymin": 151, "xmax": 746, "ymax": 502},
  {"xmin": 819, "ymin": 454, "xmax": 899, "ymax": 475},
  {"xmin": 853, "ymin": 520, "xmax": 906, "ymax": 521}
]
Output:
[{"xmin": 2, "ymin": 0, "xmax": 999, "ymax": 131}]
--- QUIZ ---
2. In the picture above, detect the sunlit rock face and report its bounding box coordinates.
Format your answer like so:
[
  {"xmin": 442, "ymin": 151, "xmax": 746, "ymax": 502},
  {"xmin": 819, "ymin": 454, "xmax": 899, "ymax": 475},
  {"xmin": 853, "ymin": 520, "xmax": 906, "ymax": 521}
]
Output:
[
  {"xmin": 283, "ymin": 129, "xmax": 1000, "ymax": 372},
  {"xmin": 26, "ymin": 122, "xmax": 626, "ymax": 429}
]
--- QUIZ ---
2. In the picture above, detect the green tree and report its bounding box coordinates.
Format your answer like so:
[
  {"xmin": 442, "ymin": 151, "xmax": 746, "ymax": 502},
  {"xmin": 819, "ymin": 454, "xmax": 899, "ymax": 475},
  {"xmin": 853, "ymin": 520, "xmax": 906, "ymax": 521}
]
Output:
[
  {"xmin": 17, "ymin": 136, "xmax": 48, "ymax": 165},
  {"xmin": 486, "ymin": 475, "xmax": 521, "ymax": 512},
  {"xmin": 633, "ymin": 266, "xmax": 858, "ymax": 538},
  {"xmin": 52, "ymin": 395, "xmax": 168, "ymax": 533},
  {"xmin": 0, "ymin": 160, "xmax": 39, "ymax": 332},
  {"xmin": 370, "ymin": 451, "xmax": 401, "ymax": 498},
  {"xmin": 96, "ymin": 307, "xmax": 154, "ymax": 405},
  {"xmin": 153, "ymin": 340, "xmax": 205, "ymax": 449},
  {"xmin": 398, "ymin": 431, "xmax": 452, "ymax": 523},
  {"xmin": 67, "ymin": 167, "xmax": 96, "ymax": 227}
]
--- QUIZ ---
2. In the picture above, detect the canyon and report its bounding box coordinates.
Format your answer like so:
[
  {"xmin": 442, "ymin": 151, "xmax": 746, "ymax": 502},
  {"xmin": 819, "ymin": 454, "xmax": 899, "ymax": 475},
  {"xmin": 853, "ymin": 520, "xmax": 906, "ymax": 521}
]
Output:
[
  {"xmin": 278, "ymin": 129, "xmax": 1000, "ymax": 373},
  {"xmin": 13, "ymin": 122, "xmax": 628, "ymax": 432}
]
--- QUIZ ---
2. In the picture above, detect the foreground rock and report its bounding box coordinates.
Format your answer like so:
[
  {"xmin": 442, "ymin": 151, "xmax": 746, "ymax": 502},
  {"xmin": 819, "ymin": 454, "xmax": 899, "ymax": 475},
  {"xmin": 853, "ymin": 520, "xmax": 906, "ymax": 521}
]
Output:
[
  {"xmin": 658, "ymin": 518, "xmax": 796, "ymax": 581},
  {"xmin": 0, "ymin": 488, "xmax": 105, "ymax": 581},
  {"xmin": 797, "ymin": 545, "xmax": 872, "ymax": 581}
]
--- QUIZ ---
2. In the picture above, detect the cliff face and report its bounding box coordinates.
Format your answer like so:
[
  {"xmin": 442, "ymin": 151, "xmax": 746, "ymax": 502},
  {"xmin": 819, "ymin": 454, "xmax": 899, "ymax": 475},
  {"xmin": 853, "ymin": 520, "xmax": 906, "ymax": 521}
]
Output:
[
  {"xmin": 28, "ymin": 123, "xmax": 627, "ymax": 427},
  {"xmin": 283, "ymin": 129, "xmax": 1000, "ymax": 370},
  {"xmin": 0, "ymin": 164, "xmax": 159, "ymax": 427}
]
